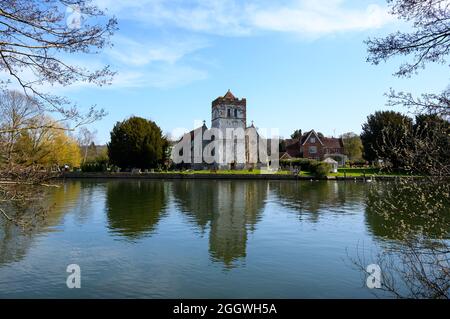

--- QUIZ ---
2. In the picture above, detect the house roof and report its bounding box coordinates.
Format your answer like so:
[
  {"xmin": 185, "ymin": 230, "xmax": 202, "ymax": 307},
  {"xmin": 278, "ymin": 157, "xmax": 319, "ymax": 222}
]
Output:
[
  {"xmin": 280, "ymin": 152, "xmax": 293, "ymax": 160},
  {"xmin": 299, "ymin": 130, "xmax": 343, "ymax": 149},
  {"xmin": 321, "ymin": 137, "xmax": 344, "ymax": 148},
  {"xmin": 284, "ymin": 138, "xmax": 298, "ymax": 146},
  {"xmin": 285, "ymin": 141, "xmax": 301, "ymax": 158},
  {"xmin": 301, "ymin": 130, "xmax": 324, "ymax": 146}
]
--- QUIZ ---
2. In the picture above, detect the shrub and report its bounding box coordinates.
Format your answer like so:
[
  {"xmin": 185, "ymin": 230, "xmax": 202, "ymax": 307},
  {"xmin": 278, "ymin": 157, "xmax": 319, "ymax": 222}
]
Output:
[
  {"xmin": 81, "ymin": 158, "xmax": 108, "ymax": 172},
  {"xmin": 280, "ymin": 158, "xmax": 331, "ymax": 177},
  {"xmin": 311, "ymin": 162, "xmax": 331, "ymax": 178}
]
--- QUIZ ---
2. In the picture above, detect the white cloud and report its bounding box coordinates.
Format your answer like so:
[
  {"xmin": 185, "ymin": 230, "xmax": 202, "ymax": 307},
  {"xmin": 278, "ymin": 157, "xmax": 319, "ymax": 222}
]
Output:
[
  {"xmin": 111, "ymin": 65, "xmax": 208, "ymax": 89},
  {"xmin": 249, "ymin": 2, "xmax": 393, "ymax": 35},
  {"xmin": 94, "ymin": 0, "xmax": 395, "ymax": 36},
  {"xmin": 107, "ymin": 36, "xmax": 209, "ymax": 66}
]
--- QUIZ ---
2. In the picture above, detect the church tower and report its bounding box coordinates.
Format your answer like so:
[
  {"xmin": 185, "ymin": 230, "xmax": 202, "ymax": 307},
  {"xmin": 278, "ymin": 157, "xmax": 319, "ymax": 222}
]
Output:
[{"xmin": 211, "ymin": 90, "xmax": 246, "ymax": 130}]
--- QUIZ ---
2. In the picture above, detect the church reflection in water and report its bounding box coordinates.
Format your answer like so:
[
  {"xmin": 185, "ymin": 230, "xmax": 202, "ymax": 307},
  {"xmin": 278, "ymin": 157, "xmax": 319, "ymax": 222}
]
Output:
[{"xmin": 172, "ymin": 181, "xmax": 267, "ymax": 268}]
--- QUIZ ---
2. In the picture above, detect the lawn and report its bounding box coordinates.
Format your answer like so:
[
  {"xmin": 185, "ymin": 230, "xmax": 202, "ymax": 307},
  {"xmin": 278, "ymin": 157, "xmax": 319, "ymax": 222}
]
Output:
[{"xmin": 330, "ymin": 168, "xmax": 416, "ymax": 177}]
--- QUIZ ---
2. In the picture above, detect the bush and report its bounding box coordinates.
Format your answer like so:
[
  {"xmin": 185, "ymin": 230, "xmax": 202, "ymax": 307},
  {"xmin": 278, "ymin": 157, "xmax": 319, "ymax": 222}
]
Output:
[
  {"xmin": 81, "ymin": 158, "xmax": 108, "ymax": 172},
  {"xmin": 346, "ymin": 159, "xmax": 368, "ymax": 167},
  {"xmin": 280, "ymin": 158, "xmax": 331, "ymax": 177},
  {"xmin": 311, "ymin": 162, "xmax": 331, "ymax": 178},
  {"xmin": 280, "ymin": 158, "xmax": 317, "ymax": 171}
]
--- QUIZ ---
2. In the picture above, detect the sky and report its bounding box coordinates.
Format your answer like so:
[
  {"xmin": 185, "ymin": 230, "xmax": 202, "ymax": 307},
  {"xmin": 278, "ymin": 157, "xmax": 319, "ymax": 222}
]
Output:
[{"xmin": 29, "ymin": 0, "xmax": 450, "ymax": 143}]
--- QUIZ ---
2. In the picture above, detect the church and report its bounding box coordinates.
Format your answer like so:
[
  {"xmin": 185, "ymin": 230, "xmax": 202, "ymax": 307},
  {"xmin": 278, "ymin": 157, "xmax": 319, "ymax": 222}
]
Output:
[{"xmin": 171, "ymin": 90, "xmax": 277, "ymax": 170}]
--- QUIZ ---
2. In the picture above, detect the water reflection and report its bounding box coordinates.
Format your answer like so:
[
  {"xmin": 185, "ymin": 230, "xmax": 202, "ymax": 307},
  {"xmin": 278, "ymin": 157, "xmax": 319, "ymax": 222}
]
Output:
[
  {"xmin": 1, "ymin": 179, "xmax": 448, "ymax": 273},
  {"xmin": 105, "ymin": 180, "xmax": 169, "ymax": 240},
  {"xmin": 0, "ymin": 182, "xmax": 81, "ymax": 266},
  {"xmin": 172, "ymin": 181, "xmax": 266, "ymax": 268},
  {"xmin": 364, "ymin": 181, "xmax": 450, "ymax": 240},
  {"xmin": 270, "ymin": 181, "xmax": 366, "ymax": 222}
]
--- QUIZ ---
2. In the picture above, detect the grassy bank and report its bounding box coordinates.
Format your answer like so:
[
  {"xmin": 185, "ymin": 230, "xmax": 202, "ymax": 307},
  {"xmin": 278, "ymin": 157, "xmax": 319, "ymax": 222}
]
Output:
[{"xmin": 331, "ymin": 168, "xmax": 417, "ymax": 177}]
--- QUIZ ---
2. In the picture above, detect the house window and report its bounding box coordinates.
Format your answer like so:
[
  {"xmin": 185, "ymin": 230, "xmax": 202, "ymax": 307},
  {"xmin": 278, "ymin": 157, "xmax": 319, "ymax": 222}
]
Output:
[
  {"xmin": 234, "ymin": 109, "xmax": 238, "ymax": 118},
  {"xmin": 227, "ymin": 109, "xmax": 231, "ymax": 117},
  {"xmin": 310, "ymin": 137, "xmax": 316, "ymax": 143},
  {"xmin": 309, "ymin": 146, "xmax": 317, "ymax": 154}
]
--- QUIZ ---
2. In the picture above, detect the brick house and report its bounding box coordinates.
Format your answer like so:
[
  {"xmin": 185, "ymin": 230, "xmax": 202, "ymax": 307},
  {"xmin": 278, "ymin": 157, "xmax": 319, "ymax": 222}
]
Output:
[{"xmin": 282, "ymin": 130, "xmax": 346, "ymax": 165}]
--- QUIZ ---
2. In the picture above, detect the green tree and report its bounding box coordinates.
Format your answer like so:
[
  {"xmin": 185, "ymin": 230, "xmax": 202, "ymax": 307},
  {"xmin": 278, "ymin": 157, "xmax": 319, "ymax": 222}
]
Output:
[
  {"xmin": 290, "ymin": 129, "xmax": 302, "ymax": 139},
  {"xmin": 360, "ymin": 111, "xmax": 413, "ymax": 168},
  {"xmin": 340, "ymin": 132, "xmax": 363, "ymax": 160},
  {"xmin": 108, "ymin": 117, "xmax": 168, "ymax": 170}
]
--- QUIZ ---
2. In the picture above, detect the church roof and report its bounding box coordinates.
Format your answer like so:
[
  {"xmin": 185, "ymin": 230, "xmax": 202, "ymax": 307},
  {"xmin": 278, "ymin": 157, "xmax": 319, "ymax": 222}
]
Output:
[
  {"xmin": 212, "ymin": 89, "xmax": 246, "ymax": 107},
  {"xmin": 223, "ymin": 89, "xmax": 236, "ymax": 100}
]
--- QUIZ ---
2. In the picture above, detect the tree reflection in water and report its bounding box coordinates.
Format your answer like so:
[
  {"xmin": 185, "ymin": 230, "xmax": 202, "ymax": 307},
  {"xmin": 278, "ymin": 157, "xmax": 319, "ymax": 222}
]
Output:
[
  {"xmin": 105, "ymin": 180, "xmax": 169, "ymax": 241},
  {"xmin": 0, "ymin": 182, "xmax": 81, "ymax": 266},
  {"xmin": 270, "ymin": 181, "xmax": 366, "ymax": 222}
]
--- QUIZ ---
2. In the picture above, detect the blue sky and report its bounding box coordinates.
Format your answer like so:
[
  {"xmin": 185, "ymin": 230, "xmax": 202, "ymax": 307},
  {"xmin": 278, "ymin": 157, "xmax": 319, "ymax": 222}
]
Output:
[{"xmin": 58, "ymin": 0, "xmax": 449, "ymax": 143}]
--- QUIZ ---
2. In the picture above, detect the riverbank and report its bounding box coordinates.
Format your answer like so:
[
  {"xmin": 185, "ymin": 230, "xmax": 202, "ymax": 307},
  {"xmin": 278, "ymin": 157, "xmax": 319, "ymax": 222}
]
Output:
[{"xmin": 60, "ymin": 172, "xmax": 422, "ymax": 181}]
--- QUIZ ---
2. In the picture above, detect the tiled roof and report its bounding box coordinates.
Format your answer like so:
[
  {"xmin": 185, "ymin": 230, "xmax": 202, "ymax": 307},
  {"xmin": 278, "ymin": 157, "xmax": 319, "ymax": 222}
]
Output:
[
  {"xmin": 223, "ymin": 89, "xmax": 236, "ymax": 100},
  {"xmin": 284, "ymin": 138, "xmax": 298, "ymax": 146},
  {"xmin": 321, "ymin": 137, "xmax": 344, "ymax": 148},
  {"xmin": 285, "ymin": 141, "xmax": 301, "ymax": 157}
]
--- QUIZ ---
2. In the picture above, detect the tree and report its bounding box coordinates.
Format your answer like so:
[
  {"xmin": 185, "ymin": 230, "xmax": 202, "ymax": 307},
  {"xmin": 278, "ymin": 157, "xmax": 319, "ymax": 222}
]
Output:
[
  {"xmin": 290, "ymin": 129, "xmax": 302, "ymax": 139},
  {"xmin": 0, "ymin": 90, "xmax": 41, "ymax": 164},
  {"xmin": 361, "ymin": 111, "xmax": 413, "ymax": 168},
  {"xmin": 412, "ymin": 114, "xmax": 450, "ymax": 173},
  {"xmin": 354, "ymin": 0, "xmax": 450, "ymax": 299},
  {"xmin": 108, "ymin": 117, "xmax": 168, "ymax": 170},
  {"xmin": 366, "ymin": 0, "xmax": 449, "ymax": 117},
  {"xmin": 0, "ymin": 0, "xmax": 116, "ymax": 227},
  {"xmin": 17, "ymin": 124, "xmax": 82, "ymax": 168},
  {"xmin": 340, "ymin": 132, "xmax": 363, "ymax": 160},
  {"xmin": 0, "ymin": 0, "xmax": 116, "ymax": 126},
  {"xmin": 77, "ymin": 127, "xmax": 97, "ymax": 164}
]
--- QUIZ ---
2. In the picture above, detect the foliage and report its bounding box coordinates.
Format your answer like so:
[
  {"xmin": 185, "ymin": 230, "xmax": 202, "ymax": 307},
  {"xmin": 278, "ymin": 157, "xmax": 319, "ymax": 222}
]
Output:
[
  {"xmin": 0, "ymin": 0, "xmax": 116, "ymax": 125},
  {"xmin": 279, "ymin": 139, "xmax": 287, "ymax": 153},
  {"xmin": 354, "ymin": 179, "xmax": 450, "ymax": 299},
  {"xmin": 408, "ymin": 114, "xmax": 450, "ymax": 175},
  {"xmin": 80, "ymin": 146, "xmax": 109, "ymax": 172},
  {"xmin": 357, "ymin": 0, "xmax": 450, "ymax": 299},
  {"xmin": 360, "ymin": 110, "xmax": 413, "ymax": 168},
  {"xmin": 313, "ymin": 162, "xmax": 331, "ymax": 178},
  {"xmin": 0, "ymin": 0, "xmax": 115, "ymax": 227},
  {"xmin": 345, "ymin": 159, "xmax": 369, "ymax": 167},
  {"xmin": 77, "ymin": 128, "xmax": 97, "ymax": 165},
  {"xmin": 280, "ymin": 158, "xmax": 331, "ymax": 177},
  {"xmin": 340, "ymin": 132, "xmax": 363, "ymax": 160},
  {"xmin": 16, "ymin": 123, "xmax": 81, "ymax": 168},
  {"xmin": 0, "ymin": 92, "xmax": 81, "ymax": 168},
  {"xmin": 366, "ymin": 0, "xmax": 449, "ymax": 117},
  {"xmin": 108, "ymin": 117, "xmax": 168, "ymax": 170},
  {"xmin": 290, "ymin": 129, "xmax": 302, "ymax": 139}
]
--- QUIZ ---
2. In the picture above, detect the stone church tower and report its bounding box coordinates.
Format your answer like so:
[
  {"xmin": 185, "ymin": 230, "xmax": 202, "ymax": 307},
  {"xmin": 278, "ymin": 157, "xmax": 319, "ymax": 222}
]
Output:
[
  {"xmin": 211, "ymin": 90, "xmax": 247, "ymax": 169},
  {"xmin": 211, "ymin": 90, "xmax": 246, "ymax": 130}
]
